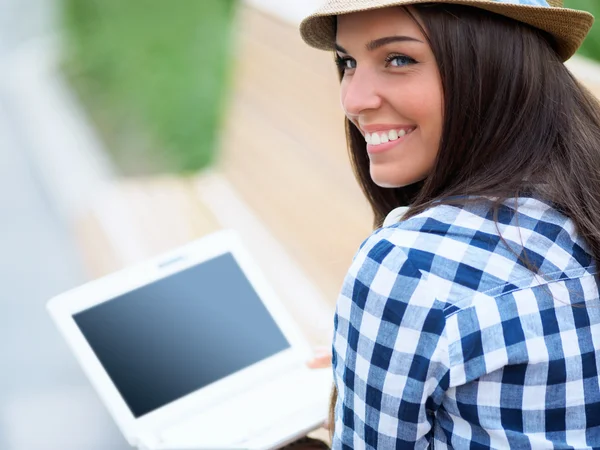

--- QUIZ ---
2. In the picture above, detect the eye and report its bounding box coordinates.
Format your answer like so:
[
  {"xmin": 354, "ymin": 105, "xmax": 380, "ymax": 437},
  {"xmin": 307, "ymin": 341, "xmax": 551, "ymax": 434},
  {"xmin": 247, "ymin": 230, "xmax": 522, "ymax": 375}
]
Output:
[
  {"xmin": 386, "ymin": 54, "xmax": 417, "ymax": 68},
  {"xmin": 335, "ymin": 55, "xmax": 356, "ymax": 72}
]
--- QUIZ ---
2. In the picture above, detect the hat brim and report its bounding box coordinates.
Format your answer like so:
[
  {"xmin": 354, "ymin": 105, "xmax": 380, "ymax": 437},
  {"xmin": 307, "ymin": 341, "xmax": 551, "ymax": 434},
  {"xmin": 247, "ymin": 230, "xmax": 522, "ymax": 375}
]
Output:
[{"xmin": 299, "ymin": 0, "xmax": 594, "ymax": 62}]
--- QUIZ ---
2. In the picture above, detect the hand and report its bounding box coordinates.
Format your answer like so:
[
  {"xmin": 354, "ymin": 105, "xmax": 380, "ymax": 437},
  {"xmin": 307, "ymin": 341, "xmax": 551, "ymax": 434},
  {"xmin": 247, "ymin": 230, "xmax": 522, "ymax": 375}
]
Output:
[
  {"xmin": 306, "ymin": 346, "xmax": 332, "ymax": 369},
  {"xmin": 306, "ymin": 347, "xmax": 333, "ymax": 431}
]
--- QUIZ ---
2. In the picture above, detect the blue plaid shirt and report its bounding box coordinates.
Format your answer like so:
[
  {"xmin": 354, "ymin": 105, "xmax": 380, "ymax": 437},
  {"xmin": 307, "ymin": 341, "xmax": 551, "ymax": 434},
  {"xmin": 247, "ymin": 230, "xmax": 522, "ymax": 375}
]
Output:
[{"xmin": 332, "ymin": 196, "xmax": 600, "ymax": 449}]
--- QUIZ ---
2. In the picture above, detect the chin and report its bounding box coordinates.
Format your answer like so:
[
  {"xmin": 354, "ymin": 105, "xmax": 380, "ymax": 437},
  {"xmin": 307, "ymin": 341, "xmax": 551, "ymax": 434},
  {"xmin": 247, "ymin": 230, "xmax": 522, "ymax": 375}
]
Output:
[
  {"xmin": 373, "ymin": 179, "xmax": 404, "ymax": 188},
  {"xmin": 370, "ymin": 173, "xmax": 420, "ymax": 189},
  {"xmin": 370, "ymin": 165, "xmax": 429, "ymax": 189}
]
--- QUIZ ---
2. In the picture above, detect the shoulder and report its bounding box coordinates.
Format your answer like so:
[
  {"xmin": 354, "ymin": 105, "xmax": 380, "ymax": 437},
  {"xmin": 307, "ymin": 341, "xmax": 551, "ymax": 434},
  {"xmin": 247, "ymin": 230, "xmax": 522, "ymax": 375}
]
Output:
[
  {"xmin": 352, "ymin": 196, "xmax": 592, "ymax": 303},
  {"xmin": 360, "ymin": 197, "xmax": 501, "ymax": 266}
]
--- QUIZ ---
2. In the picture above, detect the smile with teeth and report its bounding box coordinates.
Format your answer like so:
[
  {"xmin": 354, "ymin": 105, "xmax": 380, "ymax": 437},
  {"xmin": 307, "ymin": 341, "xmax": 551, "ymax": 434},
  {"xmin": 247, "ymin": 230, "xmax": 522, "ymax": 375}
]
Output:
[{"xmin": 365, "ymin": 128, "xmax": 416, "ymax": 146}]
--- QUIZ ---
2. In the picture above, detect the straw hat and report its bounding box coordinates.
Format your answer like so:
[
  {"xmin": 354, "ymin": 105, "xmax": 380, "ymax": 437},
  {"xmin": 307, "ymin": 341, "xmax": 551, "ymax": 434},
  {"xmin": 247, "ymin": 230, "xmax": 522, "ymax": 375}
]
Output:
[{"xmin": 299, "ymin": 0, "xmax": 594, "ymax": 61}]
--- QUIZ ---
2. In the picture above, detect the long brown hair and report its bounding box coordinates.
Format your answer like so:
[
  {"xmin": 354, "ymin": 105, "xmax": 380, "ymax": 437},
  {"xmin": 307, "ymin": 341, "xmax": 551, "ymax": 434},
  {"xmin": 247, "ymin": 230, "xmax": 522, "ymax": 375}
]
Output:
[{"xmin": 329, "ymin": 2, "xmax": 600, "ymax": 439}]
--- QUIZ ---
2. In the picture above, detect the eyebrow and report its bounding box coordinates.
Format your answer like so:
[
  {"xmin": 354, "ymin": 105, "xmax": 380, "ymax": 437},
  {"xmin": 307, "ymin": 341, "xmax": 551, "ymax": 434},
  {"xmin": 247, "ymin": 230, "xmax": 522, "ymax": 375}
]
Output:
[{"xmin": 335, "ymin": 35, "xmax": 424, "ymax": 54}]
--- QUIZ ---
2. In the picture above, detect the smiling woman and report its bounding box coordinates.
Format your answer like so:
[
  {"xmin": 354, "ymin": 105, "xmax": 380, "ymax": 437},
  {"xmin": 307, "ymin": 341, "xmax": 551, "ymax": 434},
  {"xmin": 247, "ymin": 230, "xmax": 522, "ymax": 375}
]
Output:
[
  {"xmin": 335, "ymin": 7, "xmax": 443, "ymax": 188},
  {"xmin": 298, "ymin": 0, "xmax": 600, "ymax": 449}
]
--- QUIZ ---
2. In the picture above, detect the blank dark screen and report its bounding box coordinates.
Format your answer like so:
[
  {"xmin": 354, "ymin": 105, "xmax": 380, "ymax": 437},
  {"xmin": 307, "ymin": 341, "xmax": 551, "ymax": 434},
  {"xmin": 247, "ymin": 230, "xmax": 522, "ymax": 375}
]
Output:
[{"xmin": 73, "ymin": 253, "xmax": 290, "ymax": 418}]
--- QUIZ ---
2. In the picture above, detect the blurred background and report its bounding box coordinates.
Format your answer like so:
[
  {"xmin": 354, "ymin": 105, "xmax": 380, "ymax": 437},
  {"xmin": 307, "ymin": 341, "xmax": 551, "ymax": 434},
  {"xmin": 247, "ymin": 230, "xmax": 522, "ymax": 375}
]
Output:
[{"xmin": 2, "ymin": 0, "xmax": 600, "ymax": 448}]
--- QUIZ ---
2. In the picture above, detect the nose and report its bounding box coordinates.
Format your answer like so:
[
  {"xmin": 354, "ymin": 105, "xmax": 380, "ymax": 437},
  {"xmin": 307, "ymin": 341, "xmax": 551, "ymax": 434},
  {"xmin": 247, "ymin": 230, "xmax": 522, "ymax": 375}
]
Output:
[{"xmin": 340, "ymin": 68, "xmax": 382, "ymax": 119}]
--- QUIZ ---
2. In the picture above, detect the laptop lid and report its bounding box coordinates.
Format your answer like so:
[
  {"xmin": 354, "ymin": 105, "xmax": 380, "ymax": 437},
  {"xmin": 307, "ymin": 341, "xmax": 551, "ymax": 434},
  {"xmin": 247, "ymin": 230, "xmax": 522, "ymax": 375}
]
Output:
[{"xmin": 47, "ymin": 229, "xmax": 312, "ymax": 445}]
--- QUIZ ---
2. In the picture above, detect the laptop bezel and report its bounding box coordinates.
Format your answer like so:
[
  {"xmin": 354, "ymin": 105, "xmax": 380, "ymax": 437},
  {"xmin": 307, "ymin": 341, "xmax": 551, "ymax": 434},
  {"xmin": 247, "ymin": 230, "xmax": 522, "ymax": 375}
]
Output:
[{"xmin": 47, "ymin": 229, "xmax": 313, "ymax": 445}]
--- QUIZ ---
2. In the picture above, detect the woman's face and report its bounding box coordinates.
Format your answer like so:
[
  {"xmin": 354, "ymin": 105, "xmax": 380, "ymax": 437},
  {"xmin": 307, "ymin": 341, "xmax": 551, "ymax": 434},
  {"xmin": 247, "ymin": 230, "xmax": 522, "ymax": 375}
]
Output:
[{"xmin": 336, "ymin": 7, "xmax": 443, "ymax": 188}]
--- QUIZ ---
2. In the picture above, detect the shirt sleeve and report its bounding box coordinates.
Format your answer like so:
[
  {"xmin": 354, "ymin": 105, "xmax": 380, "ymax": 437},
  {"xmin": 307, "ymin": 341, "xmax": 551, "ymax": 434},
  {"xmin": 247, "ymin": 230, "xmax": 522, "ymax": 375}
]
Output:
[{"xmin": 332, "ymin": 232, "xmax": 451, "ymax": 450}]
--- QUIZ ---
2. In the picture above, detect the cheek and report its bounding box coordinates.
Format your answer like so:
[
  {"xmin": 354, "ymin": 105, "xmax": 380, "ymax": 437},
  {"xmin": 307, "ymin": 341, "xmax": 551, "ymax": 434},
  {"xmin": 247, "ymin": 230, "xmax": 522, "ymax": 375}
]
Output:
[
  {"xmin": 371, "ymin": 80, "xmax": 443, "ymax": 188},
  {"xmin": 397, "ymin": 89, "xmax": 443, "ymax": 164},
  {"xmin": 392, "ymin": 82, "xmax": 442, "ymax": 132}
]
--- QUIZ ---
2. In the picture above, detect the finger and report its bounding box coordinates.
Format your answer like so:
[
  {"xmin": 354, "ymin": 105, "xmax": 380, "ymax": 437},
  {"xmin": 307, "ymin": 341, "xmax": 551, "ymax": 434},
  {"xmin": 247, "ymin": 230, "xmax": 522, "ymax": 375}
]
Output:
[
  {"xmin": 306, "ymin": 349, "xmax": 332, "ymax": 369},
  {"xmin": 306, "ymin": 357, "xmax": 331, "ymax": 369}
]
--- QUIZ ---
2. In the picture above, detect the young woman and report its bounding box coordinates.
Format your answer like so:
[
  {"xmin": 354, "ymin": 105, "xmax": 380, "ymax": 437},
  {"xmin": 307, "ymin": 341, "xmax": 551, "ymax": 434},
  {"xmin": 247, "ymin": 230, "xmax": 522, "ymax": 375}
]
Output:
[{"xmin": 299, "ymin": 0, "xmax": 600, "ymax": 448}]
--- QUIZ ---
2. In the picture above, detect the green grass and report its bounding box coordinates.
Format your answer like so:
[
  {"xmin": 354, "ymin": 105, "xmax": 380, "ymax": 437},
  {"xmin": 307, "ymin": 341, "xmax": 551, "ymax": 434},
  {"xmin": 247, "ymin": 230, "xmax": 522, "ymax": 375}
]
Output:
[
  {"xmin": 565, "ymin": 0, "xmax": 600, "ymax": 62},
  {"xmin": 61, "ymin": 0, "xmax": 237, "ymax": 174}
]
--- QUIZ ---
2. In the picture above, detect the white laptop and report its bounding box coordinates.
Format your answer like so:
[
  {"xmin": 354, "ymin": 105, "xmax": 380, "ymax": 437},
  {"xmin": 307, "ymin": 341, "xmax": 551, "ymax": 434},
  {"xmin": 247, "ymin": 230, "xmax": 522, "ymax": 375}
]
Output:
[{"xmin": 47, "ymin": 229, "xmax": 332, "ymax": 450}]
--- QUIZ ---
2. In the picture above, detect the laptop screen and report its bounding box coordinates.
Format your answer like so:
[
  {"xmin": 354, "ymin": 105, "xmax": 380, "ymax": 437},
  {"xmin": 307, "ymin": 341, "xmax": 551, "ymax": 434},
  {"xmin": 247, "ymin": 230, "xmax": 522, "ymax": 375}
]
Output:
[{"xmin": 73, "ymin": 252, "xmax": 291, "ymax": 418}]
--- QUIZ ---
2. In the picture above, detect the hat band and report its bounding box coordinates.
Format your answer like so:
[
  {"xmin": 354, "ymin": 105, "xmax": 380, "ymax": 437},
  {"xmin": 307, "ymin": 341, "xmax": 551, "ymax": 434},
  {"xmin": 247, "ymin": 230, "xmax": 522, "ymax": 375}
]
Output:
[{"xmin": 495, "ymin": 0, "xmax": 549, "ymax": 6}]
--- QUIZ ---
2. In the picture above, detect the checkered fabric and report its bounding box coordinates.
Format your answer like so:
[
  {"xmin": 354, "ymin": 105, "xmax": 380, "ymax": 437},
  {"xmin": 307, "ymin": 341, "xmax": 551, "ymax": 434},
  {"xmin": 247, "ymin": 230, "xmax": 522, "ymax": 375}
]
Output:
[{"xmin": 332, "ymin": 196, "xmax": 600, "ymax": 449}]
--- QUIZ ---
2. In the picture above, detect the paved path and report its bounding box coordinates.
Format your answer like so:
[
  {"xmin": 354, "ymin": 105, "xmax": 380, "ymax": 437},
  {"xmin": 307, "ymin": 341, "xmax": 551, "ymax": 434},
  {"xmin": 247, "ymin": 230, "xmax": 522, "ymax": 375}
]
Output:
[{"xmin": 0, "ymin": 0, "xmax": 129, "ymax": 448}]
